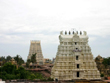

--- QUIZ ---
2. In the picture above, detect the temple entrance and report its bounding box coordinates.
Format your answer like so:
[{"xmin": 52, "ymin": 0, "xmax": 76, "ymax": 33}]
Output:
[{"xmin": 77, "ymin": 72, "xmax": 79, "ymax": 77}]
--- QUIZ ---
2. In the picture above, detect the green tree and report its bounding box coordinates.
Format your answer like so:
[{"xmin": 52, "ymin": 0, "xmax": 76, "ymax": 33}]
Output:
[
  {"xmin": 0, "ymin": 56, "xmax": 6, "ymax": 65},
  {"xmin": 14, "ymin": 55, "xmax": 24, "ymax": 66},
  {"xmin": 26, "ymin": 59, "xmax": 31, "ymax": 68},
  {"xmin": 14, "ymin": 55, "xmax": 19, "ymax": 63},
  {"xmin": 31, "ymin": 53, "xmax": 36, "ymax": 63},
  {"xmin": 29, "ymin": 73, "xmax": 36, "ymax": 80},
  {"xmin": 2, "ymin": 62, "xmax": 16, "ymax": 74},
  {"xmin": 0, "ymin": 62, "xmax": 45, "ymax": 80},
  {"xmin": 17, "ymin": 67, "xmax": 28, "ymax": 79},
  {"xmin": 6, "ymin": 55, "xmax": 12, "ymax": 62},
  {"xmin": 0, "ymin": 62, "xmax": 17, "ymax": 80},
  {"xmin": 27, "ymin": 59, "xmax": 31, "ymax": 63},
  {"xmin": 102, "ymin": 57, "xmax": 110, "ymax": 68}
]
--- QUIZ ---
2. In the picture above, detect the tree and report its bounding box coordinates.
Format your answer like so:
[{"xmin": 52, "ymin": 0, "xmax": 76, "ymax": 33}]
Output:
[
  {"xmin": 14, "ymin": 55, "xmax": 19, "ymax": 63},
  {"xmin": 17, "ymin": 67, "xmax": 28, "ymax": 79},
  {"xmin": 0, "ymin": 56, "xmax": 5, "ymax": 61},
  {"xmin": 2, "ymin": 62, "xmax": 16, "ymax": 74},
  {"xmin": 27, "ymin": 59, "xmax": 31, "ymax": 63},
  {"xmin": 102, "ymin": 58, "xmax": 108, "ymax": 68},
  {"xmin": 31, "ymin": 53, "xmax": 36, "ymax": 63},
  {"xmin": 6, "ymin": 55, "xmax": 12, "ymax": 62},
  {"xmin": 102, "ymin": 57, "xmax": 110, "ymax": 77},
  {"xmin": 0, "ymin": 56, "xmax": 6, "ymax": 65},
  {"xmin": 14, "ymin": 55, "xmax": 24, "ymax": 66},
  {"xmin": 26, "ymin": 59, "xmax": 31, "ymax": 68},
  {"xmin": 0, "ymin": 61, "xmax": 45, "ymax": 80},
  {"xmin": 0, "ymin": 62, "xmax": 29, "ymax": 80}
]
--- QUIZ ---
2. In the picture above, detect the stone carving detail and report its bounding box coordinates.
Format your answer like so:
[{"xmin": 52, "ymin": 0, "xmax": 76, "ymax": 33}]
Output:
[{"xmin": 51, "ymin": 30, "xmax": 101, "ymax": 80}]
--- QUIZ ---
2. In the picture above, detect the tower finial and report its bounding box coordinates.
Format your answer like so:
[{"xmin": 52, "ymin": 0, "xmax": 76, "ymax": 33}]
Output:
[
  {"xmin": 60, "ymin": 31, "xmax": 63, "ymax": 35},
  {"xmin": 65, "ymin": 31, "xmax": 67, "ymax": 35},
  {"xmin": 73, "ymin": 31, "xmax": 74, "ymax": 34},
  {"xmin": 80, "ymin": 31, "xmax": 82, "ymax": 35},
  {"xmin": 83, "ymin": 31, "xmax": 87, "ymax": 35},
  {"xmin": 69, "ymin": 31, "xmax": 71, "ymax": 35},
  {"xmin": 76, "ymin": 31, "xmax": 78, "ymax": 34}
]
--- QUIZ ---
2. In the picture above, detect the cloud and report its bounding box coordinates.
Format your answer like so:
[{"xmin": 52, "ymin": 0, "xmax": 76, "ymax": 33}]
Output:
[{"xmin": 0, "ymin": 0, "xmax": 110, "ymax": 59}]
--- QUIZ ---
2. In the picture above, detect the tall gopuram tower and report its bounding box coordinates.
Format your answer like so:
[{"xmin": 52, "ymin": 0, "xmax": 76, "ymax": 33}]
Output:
[
  {"xmin": 27, "ymin": 40, "xmax": 44, "ymax": 65},
  {"xmin": 51, "ymin": 31, "xmax": 101, "ymax": 80}
]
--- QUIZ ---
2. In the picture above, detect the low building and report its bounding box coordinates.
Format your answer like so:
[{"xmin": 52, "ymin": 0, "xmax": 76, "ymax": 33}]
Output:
[{"xmin": 43, "ymin": 58, "xmax": 52, "ymax": 65}]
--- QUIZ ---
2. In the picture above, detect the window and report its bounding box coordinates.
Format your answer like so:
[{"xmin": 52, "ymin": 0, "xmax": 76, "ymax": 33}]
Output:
[
  {"xmin": 76, "ymin": 56, "xmax": 78, "ymax": 60},
  {"xmin": 77, "ymin": 72, "xmax": 79, "ymax": 77},
  {"xmin": 77, "ymin": 64, "xmax": 79, "ymax": 68},
  {"xmin": 64, "ymin": 42, "xmax": 67, "ymax": 45},
  {"xmin": 75, "ymin": 42, "xmax": 77, "ymax": 45}
]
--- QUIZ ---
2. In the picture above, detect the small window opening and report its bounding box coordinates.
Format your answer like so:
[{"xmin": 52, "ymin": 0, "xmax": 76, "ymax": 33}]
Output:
[
  {"xmin": 77, "ymin": 72, "xmax": 79, "ymax": 77},
  {"xmin": 76, "ymin": 48, "xmax": 78, "ymax": 50},
  {"xmin": 76, "ymin": 56, "xmax": 78, "ymax": 60},
  {"xmin": 77, "ymin": 64, "xmax": 79, "ymax": 68},
  {"xmin": 75, "ymin": 42, "xmax": 77, "ymax": 45}
]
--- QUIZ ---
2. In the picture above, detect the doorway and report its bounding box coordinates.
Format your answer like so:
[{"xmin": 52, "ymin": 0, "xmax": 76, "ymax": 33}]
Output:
[{"xmin": 77, "ymin": 72, "xmax": 79, "ymax": 77}]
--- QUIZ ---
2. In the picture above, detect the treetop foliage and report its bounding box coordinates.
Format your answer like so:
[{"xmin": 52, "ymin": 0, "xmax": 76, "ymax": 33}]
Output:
[
  {"xmin": 102, "ymin": 57, "xmax": 110, "ymax": 67},
  {"xmin": 0, "ymin": 55, "xmax": 24, "ymax": 66},
  {"xmin": 0, "ymin": 62, "xmax": 44, "ymax": 80}
]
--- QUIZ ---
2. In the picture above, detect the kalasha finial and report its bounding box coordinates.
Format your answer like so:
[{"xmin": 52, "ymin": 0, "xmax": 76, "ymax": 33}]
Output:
[
  {"xmin": 73, "ymin": 31, "xmax": 74, "ymax": 34},
  {"xmin": 65, "ymin": 31, "xmax": 67, "ymax": 35},
  {"xmin": 80, "ymin": 31, "xmax": 82, "ymax": 35},
  {"xmin": 60, "ymin": 31, "xmax": 63, "ymax": 35},
  {"xmin": 76, "ymin": 31, "xmax": 78, "ymax": 34},
  {"xmin": 83, "ymin": 31, "xmax": 87, "ymax": 35},
  {"xmin": 69, "ymin": 31, "xmax": 71, "ymax": 35}
]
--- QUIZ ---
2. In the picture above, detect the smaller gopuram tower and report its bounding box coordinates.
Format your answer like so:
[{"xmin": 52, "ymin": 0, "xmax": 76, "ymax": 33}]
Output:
[
  {"xmin": 51, "ymin": 30, "xmax": 101, "ymax": 80},
  {"xmin": 27, "ymin": 40, "xmax": 44, "ymax": 65}
]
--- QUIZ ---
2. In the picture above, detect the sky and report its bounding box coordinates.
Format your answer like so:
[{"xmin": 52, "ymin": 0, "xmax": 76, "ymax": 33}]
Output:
[{"xmin": 0, "ymin": 0, "xmax": 110, "ymax": 61}]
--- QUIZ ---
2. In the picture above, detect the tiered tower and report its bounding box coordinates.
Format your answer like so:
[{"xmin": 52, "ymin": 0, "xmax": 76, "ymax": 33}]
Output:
[
  {"xmin": 27, "ymin": 40, "xmax": 44, "ymax": 65},
  {"xmin": 51, "ymin": 31, "xmax": 101, "ymax": 80}
]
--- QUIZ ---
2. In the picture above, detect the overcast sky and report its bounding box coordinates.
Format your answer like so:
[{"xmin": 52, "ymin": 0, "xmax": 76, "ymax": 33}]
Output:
[{"xmin": 0, "ymin": 0, "xmax": 110, "ymax": 61}]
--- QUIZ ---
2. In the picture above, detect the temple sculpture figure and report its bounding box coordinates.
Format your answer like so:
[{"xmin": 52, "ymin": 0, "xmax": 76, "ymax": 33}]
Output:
[
  {"xmin": 27, "ymin": 40, "xmax": 44, "ymax": 65},
  {"xmin": 51, "ymin": 31, "xmax": 101, "ymax": 80}
]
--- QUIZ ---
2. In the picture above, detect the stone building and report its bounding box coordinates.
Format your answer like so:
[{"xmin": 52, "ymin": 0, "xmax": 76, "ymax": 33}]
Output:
[
  {"xmin": 43, "ymin": 58, "xmax": 52, "ymax": 65},
  {"xmin": 95, "ymin": 55, "xmax": 104, "ymax": 74},
  {"xmin": 51, "ymin": 30, "xmax": 101, "ymax": 80},
  {"xmin": 95, "ymin": 55, "xmax": 110, "ymax": 77},
  {"xmin": 27, "ymin": 40, "xmax": 44, "ymax": 65}
]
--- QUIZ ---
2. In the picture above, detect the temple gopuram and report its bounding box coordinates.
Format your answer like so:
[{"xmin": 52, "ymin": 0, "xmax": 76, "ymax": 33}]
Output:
[{"xmin": 51, "ymin": 30, "xmax": 101, "ymax": 80}]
